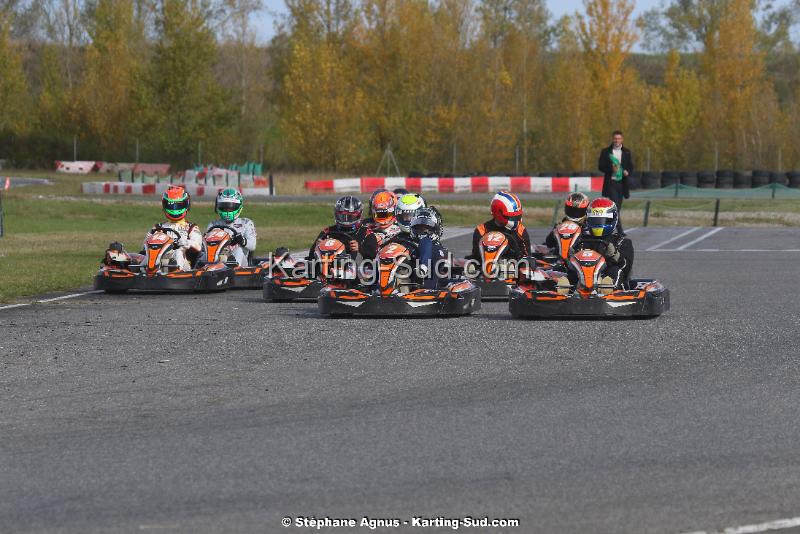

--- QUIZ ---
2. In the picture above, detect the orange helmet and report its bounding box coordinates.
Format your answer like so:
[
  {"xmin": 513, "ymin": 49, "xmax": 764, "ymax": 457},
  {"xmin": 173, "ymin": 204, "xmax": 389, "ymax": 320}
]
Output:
[
  {"xmin": 162, "ymin": 186, "xmax": 190, "ymax": 221},
  {"xmin": 370, "ymin": 190, "xmax": 397, "ymax": 229}
]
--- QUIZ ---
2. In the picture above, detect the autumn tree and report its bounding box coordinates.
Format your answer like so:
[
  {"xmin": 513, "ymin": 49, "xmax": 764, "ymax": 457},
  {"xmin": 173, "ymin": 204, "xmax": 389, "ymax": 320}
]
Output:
[
  {"xmin": 577, "ymin": 0, "xmax": 647, "ymax": 153},
  {"xmin": 280, "ymin": 0, "xmax": 368, "ymax": 170},
  {"xmin": 0, "ymin": 13, "xmax": 29, "ymax": 137},
  {"xmin": 77, "ymin": 0, "xmax": 144, "ymax": 159},
  {"xmin": 700, "ymin": 0, "xmax": 776, "ymax": 168},
  {"xmin": 143, "ymin": 0, "xmax": 234, "ymax": 166},
  {"xmin": 643, "ymin": 51, "xmax": 701, "ymax": 169}
]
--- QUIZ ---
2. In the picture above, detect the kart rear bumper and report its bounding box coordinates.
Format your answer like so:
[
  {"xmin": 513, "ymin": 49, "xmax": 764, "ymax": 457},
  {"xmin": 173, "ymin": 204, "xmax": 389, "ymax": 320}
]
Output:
[
  {"xmin": 229, "ymin": 264, "xmax": 268, "ymax": 289},
  {"xmin": 318, "ymin": 285, "xmax": 481, "ymax": 317},
  {"xmin": 474, "ymin": 278, "xmax": 513, "ymax": 300},
  {"xmin": 262, "ymin": 277, "xmax": 323, "ymax": 302},
  {"xmin": 94, "ymin": 264, "xmax": 232, "ymax": 292},
  {"xmin": 509, "ymin": 280, "xmax": 669, "ymax": 318}
]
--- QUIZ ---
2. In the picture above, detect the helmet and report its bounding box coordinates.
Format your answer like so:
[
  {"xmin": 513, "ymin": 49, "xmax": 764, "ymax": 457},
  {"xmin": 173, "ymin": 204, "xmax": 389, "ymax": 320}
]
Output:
[
  {"xmin": 410, "ymin": 207, "xmax": 442, "ymax": 240},
  {"xmin": 215, "ymin": 188, "xmax": 243, "ymax": 222},
  {"xmin": 490, "ymin": 191, "xmax": 523, "ymax": 230},
  {"xmin": 334, "ymin": 195, "xmax": 363, "ymax": 231},
  {"xmin": 564, "ymin": 192, "xmax": 590, "ymax": 223},
  {"xmin": 586, "ymin": 197, "xmax": 619, "ymax": 237},
  {"xmin": 370, "ymin": 190, "xmax": 397, "ymax": 229},
  {"xmin": 162, "ymin": 186, "xmax": 190, "ymax": 221},
  {"xmin": 395, "ymin": 193, "xmax": 426, "ymax": 233},
  {"xmin": 393, "ymin": 187, "xmax": 409, "ymax": 196}
]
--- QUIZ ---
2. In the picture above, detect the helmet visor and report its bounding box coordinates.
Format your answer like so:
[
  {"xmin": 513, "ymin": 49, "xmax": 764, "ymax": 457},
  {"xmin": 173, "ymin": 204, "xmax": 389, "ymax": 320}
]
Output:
[
  {"xmin": 565, "ymin": 205, "xmax": 587, "ymax": 220},
  {"xmin": 587, "ymin": 216, "xmax": 614, "ymax": 236},
  {"xmin": 374, "ymin": 209, "xmax": 394, "ymax": 223},
  {"xmin": 397, "ymin": 210, "xmax": 416, "ymax": 226},
  {"xmin": 217, "ymin": 201, "xmax": 241, "ymax": 214},
  {"xmin": 163, "ymin": 200, "xmax": 188, "ymax": 218}
]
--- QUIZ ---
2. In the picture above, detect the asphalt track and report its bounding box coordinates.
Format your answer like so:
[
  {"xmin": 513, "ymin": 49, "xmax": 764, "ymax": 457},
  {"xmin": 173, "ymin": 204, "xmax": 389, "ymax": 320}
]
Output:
[{"xmin": 2, "ymin": 226, "xmax": 800, "ymax": 534}]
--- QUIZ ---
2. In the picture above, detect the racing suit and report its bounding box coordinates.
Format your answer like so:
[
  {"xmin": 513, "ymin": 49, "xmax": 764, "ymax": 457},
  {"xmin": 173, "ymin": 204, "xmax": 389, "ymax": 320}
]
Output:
[
  {"xmin": 144, "ymin": 220, "xmax": 203, "ymax": 271},
  {"xmin": 206, "ymin": 217, "xmax": 257, "ymax": 267},
  {"xmin": 308, "ymin": 224, "xmax": 372, "ymax": 260},
  {"xmin": 468, "ymin": 219, "xmax": 532, "ymax": 261},
  {"xmin": 416, "ymin": 235, "xmax": 450, "ymax": 289},
  {"xmin": 571, "ymin": 230, "xmax": 634, "ymax": 288},
  {"xmin": 360, "ymin": 222, "xmax": 403, "ymax": 260},
  {"xmin": 544, "ymin": 218, "xmax": 585, "ymax": 250}
]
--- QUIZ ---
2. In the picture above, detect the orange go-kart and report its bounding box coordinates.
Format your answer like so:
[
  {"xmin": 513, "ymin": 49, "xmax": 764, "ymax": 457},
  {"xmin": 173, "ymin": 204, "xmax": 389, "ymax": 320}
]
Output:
[
  {"xmin": 509, "ymin": 248, "xmax": 669, "ymax": 318},
  {"xmin": 318, "ymin": 241, "xmax": 481, "ymax": 317},
  {"xmin": 95, "ymin": 226, "xmax": 231, "ymax": 293},
  {"xmin": 201, "ymin": 224, "xmax": 270, "ymax": 289},
  {"xmin": 262, "ymin": 232, "xmax": 355, "ymax": 302}
]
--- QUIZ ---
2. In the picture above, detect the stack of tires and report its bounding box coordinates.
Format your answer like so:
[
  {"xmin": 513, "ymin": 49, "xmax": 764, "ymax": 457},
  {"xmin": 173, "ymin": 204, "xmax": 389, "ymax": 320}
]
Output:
[
  {"xmin": 716, "ymin": 170, "xmax": 734, "ymax": 189},
  {"xmin": 733, "ymin": 170, "xmax": 752, "ymax": 189},
  {"xmin": 628, "ymin": 171, "xmax": 642, "ymax": 190},
  {"xmin": 642, "ymin": 171, "xmax": 660, "ymax": 189},
  {"xmin": 538, "ymin": 171, "xmax": 562, "ymax": 177},
  {"xmin": 698, "ymin": 171, "xmax": 716, "ymax": 188},
  {"xmin": 661, "ymin": 171, "xmax": 680, "ymax": 187},
  {"xmin": 751, "ymin": 170, "xmax": 770, "ymax": 187},
  {"xmin": 770, "ymin": 172, "xmax": 788, "ymax": 186},
  {"xmin": 680, "ymin": 171, "xmax": 698, "ymax": 187}
]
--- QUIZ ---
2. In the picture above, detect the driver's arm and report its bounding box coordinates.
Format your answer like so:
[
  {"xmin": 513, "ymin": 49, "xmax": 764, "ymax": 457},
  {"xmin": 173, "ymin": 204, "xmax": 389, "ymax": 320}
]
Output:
[
  {"xmin": 242, "ymin": 220, "xmax": 257, "ymax": 252},
  {"xmin": 468, "ymin": 228, "xmax": 481, "ymax": 260},
  {"xmin": 187, "ymin": 226, "xmax": 203, "ymax": 252},
  {"xmin": 520, "ymin": 227, "xmax": 532, "ymax": 256}
]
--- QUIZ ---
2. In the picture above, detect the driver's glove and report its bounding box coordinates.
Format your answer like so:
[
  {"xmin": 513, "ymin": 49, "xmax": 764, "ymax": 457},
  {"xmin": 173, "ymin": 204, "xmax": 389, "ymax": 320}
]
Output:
[
  {"xmin": 233, "ymin": 233, "xmax": 247, "ymax": 247},
  {"xmin": 176, "ymin": 237, "xmax": 189, "ymax": 248}
]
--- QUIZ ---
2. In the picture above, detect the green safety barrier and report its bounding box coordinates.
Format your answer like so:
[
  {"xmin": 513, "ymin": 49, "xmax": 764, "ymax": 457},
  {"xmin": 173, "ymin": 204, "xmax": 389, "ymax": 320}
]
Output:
[{"xmin": 631, "ymin": 183, "xmax": 800, "ymax": 199}]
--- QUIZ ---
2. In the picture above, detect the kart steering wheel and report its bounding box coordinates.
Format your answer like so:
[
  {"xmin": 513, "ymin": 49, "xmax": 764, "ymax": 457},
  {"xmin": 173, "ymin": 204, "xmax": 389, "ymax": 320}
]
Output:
[
  {"xmin": 151, "ymin": 225, "xmax": 182, "ymax": 241},
  {"xmin": 207, "ymin": 223, "xmax": 241, "ymax": 240}
]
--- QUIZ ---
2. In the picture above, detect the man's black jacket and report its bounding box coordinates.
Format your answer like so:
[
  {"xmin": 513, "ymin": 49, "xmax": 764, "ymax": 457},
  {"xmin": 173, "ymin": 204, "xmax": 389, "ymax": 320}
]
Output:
[{"xmin": 598, "ymin": 144, "xmax": 634, "ymax": 199}]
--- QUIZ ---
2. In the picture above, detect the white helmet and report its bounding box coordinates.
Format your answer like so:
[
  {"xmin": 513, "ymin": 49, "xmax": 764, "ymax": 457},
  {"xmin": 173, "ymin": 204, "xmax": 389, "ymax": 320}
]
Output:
[{"xmin": 395, "ymin": 193, "xmax": 426, "ymax": 233}]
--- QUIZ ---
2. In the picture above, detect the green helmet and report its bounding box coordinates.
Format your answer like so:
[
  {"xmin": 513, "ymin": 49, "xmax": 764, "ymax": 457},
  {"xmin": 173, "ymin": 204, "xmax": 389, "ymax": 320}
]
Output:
[
  {"xmin": 215, "ymin": 188, "xmax": 243, "ymax": 222},
  {"xmin": 395, "ymin": 193, "xmax": 425, "ymax": 233}
]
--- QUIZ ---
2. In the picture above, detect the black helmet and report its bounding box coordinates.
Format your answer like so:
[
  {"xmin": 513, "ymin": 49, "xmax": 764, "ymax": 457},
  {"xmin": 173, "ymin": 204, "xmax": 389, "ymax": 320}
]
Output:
[
  {"xmin": 410, "ymin": 207, "xmax": 442, "ymax": 240},
  {"xmin": 334, "ymin": 195, "xmax": 363, "ymax": 231}
]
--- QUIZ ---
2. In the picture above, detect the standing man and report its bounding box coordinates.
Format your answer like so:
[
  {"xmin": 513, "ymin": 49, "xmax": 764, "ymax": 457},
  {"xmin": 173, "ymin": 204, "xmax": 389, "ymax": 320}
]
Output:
[{"xmin": 598, "ymin": 130, "xmax": 633, "ymax": 233}]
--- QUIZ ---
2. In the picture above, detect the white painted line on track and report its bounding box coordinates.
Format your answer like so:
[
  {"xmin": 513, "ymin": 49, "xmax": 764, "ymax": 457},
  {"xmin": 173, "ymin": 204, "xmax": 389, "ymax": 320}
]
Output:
[
  {"xmin": 38, "ymin": 290, "xmax": 103, "ymax": 303},
  {"xmin": 647, "ymin": 227, "xmax": 701, "ymax": 251},
  {"xmin": 682, "ymin": 515, "xmax": 800, "ymax": 534},
  {"xmin": 675, "ymin": 226, "xmax": 724, "ymax": 250},
  {"xmin": 0, "ymin": 289, "xmax": 103, "ymax": 311}
]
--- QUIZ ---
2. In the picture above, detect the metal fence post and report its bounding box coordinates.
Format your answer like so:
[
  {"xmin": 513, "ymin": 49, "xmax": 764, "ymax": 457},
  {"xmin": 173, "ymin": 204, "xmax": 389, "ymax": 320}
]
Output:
[
  {"xmin": 269, "ymin": 173, "xmax": 275, "ymax": 196},
  {"xmin": 713, "ymin": 198, "xmax": 721, "ymax": 227},
  {"xmin": 674, "ymin": 182, "xmax": 679, "ymax": 198},
  {"xmin": 643, "ymin": 200, "xmax": 650, "ymax": 227}
]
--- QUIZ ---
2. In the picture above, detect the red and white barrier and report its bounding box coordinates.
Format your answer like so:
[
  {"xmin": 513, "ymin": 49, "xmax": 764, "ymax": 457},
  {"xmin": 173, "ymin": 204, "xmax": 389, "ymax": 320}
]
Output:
[
  {"xmin": 305, "ymin": 176, "xmax": 604, "ymax": 194},
  {"xmin": 81, "ymin": 182, "xmax": 274, "ymax": 197},
  {"xmin": 56, "ymin": 161, "xmax": 98, "ymax": 174}
]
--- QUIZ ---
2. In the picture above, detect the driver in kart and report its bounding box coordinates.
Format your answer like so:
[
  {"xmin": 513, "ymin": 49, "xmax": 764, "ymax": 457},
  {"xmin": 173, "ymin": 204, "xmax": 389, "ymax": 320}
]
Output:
[
  {"xmin": 206, "ymin": 188, "xmax": 257, "ymax": 267},
  {"xmin": 410, "ymin": 207, "xmax": 450, "ymax": 289},
  {"xmin": 569, "ymin": 197, "xmax": 634, "ymax": 289},
  {"xmin": 143, "ymin": 186, "xmax": 203, "ymax": 271},
  {"xmin": 308, "ymin": 195, "xmax": 368, "ymax": 260},
  {"xmin": 544, "ymin": 192, "xmax": 590, "ymax": 250},
  {"xmin": 468, "ymin": 191, "xmax": 532, "ymax": 262},
  {"xmin": 359, "ymin": 190, "xmax": 402, "ymax": 259}
]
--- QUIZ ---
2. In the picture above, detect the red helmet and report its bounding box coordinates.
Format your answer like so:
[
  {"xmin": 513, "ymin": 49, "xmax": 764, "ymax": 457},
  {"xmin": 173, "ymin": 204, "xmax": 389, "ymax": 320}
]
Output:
[
  {"xmin": 586, "ymin": 197, "xmax": 619, "ymax": 237},
  {"xmin": 564, "ymin": 192, "xmax": 590, "ymax": 222},
  {"xmin": 490, "ymin": 191, "xmax": 523, "ymax": 230}
]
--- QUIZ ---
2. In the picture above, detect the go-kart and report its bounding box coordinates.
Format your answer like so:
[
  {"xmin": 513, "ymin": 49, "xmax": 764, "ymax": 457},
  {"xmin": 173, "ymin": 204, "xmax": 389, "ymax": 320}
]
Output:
[
  {"xmin": 94, "ymin": 226, "xmax": 231, "ymax": 293},
  {"xmin": 201, "ymin": 224, "xmax": 270, "ymax": 289},
  {"xmin": 318, "ymin": 241, "xmax": 481, "ymax": 317},
  {"xmin": 262, "ymin": 231, "xmax": 353, "ymax": 302},
  {"xmin": 509, "ymin": 248, "xmax": 669, "ymax": 318},
  {"xmin": 460, "ymin": 231, "xmax": 528, "ymax": 300}
]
